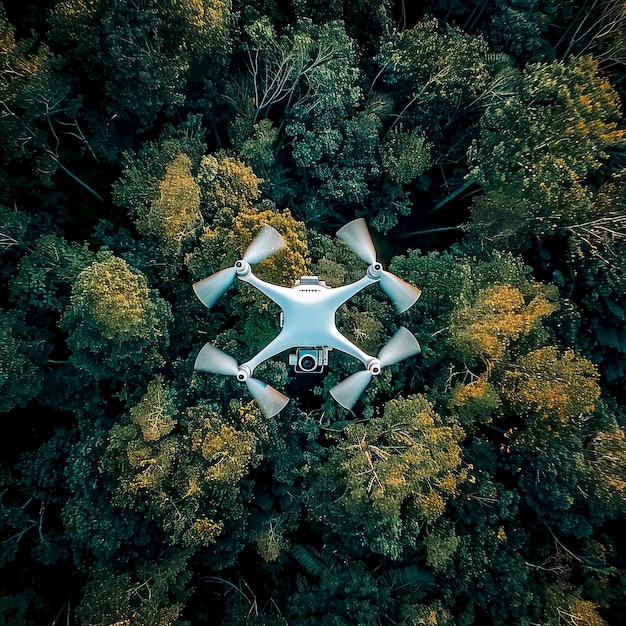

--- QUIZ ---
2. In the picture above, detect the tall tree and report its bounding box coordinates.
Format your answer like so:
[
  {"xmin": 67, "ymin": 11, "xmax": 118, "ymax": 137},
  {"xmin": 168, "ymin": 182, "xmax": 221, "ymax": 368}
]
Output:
[
  {"xmin": 49, "ymin": 0, "xmax": 233, "ymax": 133},
  {"xmin": 59, "ymin": 252, "xmax": 171, "ymax": 382},
  {"xmin": 467, "ymin": 55, "xmax": 625, "ymax": 249},
  {"xmin": 305, "ymin": 395, "xmax": 466, "ymax": 558}
]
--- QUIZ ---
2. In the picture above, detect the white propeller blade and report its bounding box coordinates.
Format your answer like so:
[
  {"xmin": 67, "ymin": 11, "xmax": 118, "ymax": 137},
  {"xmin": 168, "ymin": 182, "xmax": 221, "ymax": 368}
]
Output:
[
  {"xmin": 336, "ymin": 219, "xmax": 421, "ymax": 314},
  {"xmin": 378, "ymin": 327, "xmax": 421, "ymax": 367},
  {"xmin": 329, "ymin": 370, "xmax": 373, "ymax": 411},
  {"xmin": 243, "ymin": 225, "xmax": 286, "ymax": 265},
  {"xmin": 380, "ymin": 271, "xmax": 421, "ymax": 314},
  {"xmin": 193, "ymin": 226, "xmax": 285, "ymax": 309},
  {"xmin": 330, "ymin": 327, "xmax": 421, "ymax": 410},
  {"xmin": 194, "ymin": 342, "xmax": 239, "ymax": 375},
  {"xmin": 193, "ymin": 267, "xmax": 237, "ymax": 309},
  {"xmin": 336, "ymin": 218, "xmax": 377, "ymax": 265},
  {"xmin": 194, "ymin": 342, "xmax": 289, "ymax": 418},
  {"xmin": 380, "ymin": 270, "xmax": 422, "ymax": 313},
  {"xmin": 245, "ymin": 378, "xmax": 290, "ymax": 418}
]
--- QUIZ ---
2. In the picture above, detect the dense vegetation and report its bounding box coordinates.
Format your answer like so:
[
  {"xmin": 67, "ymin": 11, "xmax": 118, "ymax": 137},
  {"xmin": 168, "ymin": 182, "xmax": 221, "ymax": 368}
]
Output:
[{"xmin": 1, "ymin": 1, "xmax": 626, "ymax": 624}]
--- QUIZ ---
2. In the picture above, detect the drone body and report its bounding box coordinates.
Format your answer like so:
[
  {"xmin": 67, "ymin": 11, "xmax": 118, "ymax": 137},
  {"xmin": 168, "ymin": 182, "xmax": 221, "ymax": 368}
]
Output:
[{"xmin": 193, "ymin": 219, "xmax": 422, "ymax": 417}]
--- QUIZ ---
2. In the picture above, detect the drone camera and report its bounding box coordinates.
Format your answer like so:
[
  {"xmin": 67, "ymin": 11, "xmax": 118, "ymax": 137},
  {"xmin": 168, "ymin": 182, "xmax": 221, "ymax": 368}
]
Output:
[{"xmin": 289, "ymin": 347, "xmax": 329, "ymax": 374}]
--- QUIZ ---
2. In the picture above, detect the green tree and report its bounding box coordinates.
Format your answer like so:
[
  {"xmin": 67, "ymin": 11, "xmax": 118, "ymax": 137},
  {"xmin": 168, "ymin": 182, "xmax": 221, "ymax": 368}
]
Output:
[
  {"xmin": 0, "ymin": 5, "xmax": 102, "ymax": 201},
  {"xmin": 285, "ymin": 547, "xmax": 438, "ymax": 626},
  {"xmin": 9, "ymin": 234, "xmax": 93, "ymax": 319},
  {"xmin": 134, "ymin": 153, "xmax": 203, "ymax": 257},
  {"xmin": 0, "ymin": 310, "xmax": 49, "ymax": 412},
  {"xmin": 49, "ymin": 0, "xmax": 232, "ymax": 132},
  {"xmin": 489, "ymin": 0, "xmax": 564, "ymax": 62},
  {"xmin": 564, "ymin": 173, "xmax": 626, "ymax": 391},
  {"xmin": 467, "ymin": 55, "xmax": 625, "ymax": 249},
  {"xmin": 75, "ymin": 550, "xmax": 192, "ymax": 626},
  {"xmin": 59, "ymin": 252, "xmax": 171, "ymax": 381},
  {"xmin": 305, "ymin": 395, "xmax": 466, "ymax": 558},
  {"xmin": 380, "ymin": 124, "xmax": 432, "ymax": 186},
  {"xmin": 375, "ymin": 16, "xmax": 508, "ymax": 141},
  {"xmin": 226, "ymin": 18, "xmax": 378, "ymax": 225}
]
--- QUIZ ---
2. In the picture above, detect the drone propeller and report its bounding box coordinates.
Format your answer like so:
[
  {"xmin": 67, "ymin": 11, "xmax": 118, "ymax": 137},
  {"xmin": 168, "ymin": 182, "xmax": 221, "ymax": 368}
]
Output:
[
  {"xmin": 193, "ymin": 225, "xmax": 286, "ymax": 309},
  {"xmin": 194, "ymin": 342, "xmax": 290, "ymax": 418},
  {"xmin": 336, "ymin": 218, "xmax": 421, "ymax": 314},
  {"xmin": 330, "ymin": 327, "xmax": 421, "ymax": 410}
]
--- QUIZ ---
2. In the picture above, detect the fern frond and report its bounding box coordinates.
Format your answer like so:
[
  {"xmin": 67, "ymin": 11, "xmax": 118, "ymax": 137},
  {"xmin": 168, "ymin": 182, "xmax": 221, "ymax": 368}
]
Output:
[
  {"xmin": 485, "ymin": 52, "xmax": 513, "ymax": 70},
  {"xmin": 290, "ymin": 545, "xmax": 338, "ymax": 578},
  {"xmin": 379, "ymin": 565, "xmax": 435, "ymax": 599}
]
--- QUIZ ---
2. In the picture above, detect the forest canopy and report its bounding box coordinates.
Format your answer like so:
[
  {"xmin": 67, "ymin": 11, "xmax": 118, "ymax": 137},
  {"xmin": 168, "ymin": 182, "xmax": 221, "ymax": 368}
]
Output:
[{"xmin": 1, "ymin": 1, "xmax": 626, "ymax": 624}]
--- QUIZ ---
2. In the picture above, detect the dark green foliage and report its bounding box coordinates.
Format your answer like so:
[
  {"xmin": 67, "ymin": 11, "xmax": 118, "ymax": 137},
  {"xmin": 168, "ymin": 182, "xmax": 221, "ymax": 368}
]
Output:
[
  {"xmin": 379, "ymin": 564, "xmax": 435, "ymax": 599},
  {"xmin": 1, "ymin": 1, "xmax": 625, "ymax": 624},
  {"xmin": 290, "ymin": 544, "xmax": 339, "ymax": 577},
  {"xmin": 0, "ymin": 310, "xmax": 50, "ymax": 412},
  {"xmin": 9, "ymin": 234, "xmax": 93, "ymax": 317},
  {"xmin": 49, "ymin": 0, "xmax": 232, "ymax": 134},
  {"xmin": 489, "ymin": 0, "xmax": 564, "ymax": 62},
  {"xmin": 75, "ymin": 551, "xmax": 192, "ymax": 626},
  {"xmin": 287, "ymin": 560, "xmax": 384, "ymax": 625}
]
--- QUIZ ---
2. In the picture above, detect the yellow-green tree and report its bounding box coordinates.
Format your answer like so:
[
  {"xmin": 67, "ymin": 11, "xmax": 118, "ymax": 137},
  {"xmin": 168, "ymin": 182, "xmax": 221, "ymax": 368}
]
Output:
[
  {"xmin": 190, "ymin": 152, "xmax": 311, "ymax": 284},
  {"xmin": 197, "ymin": 151, "xmax": 262, "ymax": 217},
  {"xmin": 130, "ymin": 376, "xmax": 178, "ymax": 442},
  {"xmin": 502, "ymin": 347, "xmax": 600, "ymax": 423},
  {"xmin": 306, "ymin": 395, "xmax": 466, "ymax": 558},
  {"xmin": 543, "ymin": 584, "xmax": 609, "ymax": 626},
  {"xmin": 109, "ymin": 398, "xmax": 262, "ymax": 553},
  {"xmin": 468, "ymin": 55, "xmax": 626, "ymax": 249},
  {"xmin": 68, "ymin": 255, "xmax": 155, "ymax": 339},
  {"xmin": 449, "ymin": 283, "xmax": 558, "ymax": 366},
  {"xmin": 585, "ymin": 425, "xmax": 626, "ymax": 520},
  {"xmin": 60, "ymin": 252, "xmax": 171, "ymax": 380},
  {"xmin": 445, "ymin": 280, "xmax": 559, "ymax": 429},
  {"xmin": 135, "ymin": 154, "xmax": 202, "ymax": 256},
  {"xmin": 188, "ymin": 196, "xmax": 310, "ymax": 286}
]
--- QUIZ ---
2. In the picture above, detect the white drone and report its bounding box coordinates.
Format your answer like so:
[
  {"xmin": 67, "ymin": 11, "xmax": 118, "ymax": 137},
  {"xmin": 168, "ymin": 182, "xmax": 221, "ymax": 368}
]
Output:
[{"xmin": 193, "ymin": 218, "xmax": 422, "ymax": 417}]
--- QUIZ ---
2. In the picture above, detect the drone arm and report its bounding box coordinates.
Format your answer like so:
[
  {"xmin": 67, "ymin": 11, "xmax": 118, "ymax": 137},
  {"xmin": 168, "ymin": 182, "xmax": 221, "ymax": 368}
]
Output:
[
  {"xmin": 240, "ymin": 272, "xmax": 292, "ymax": 307},
  {"xmin": 243, "ymin": 327, "xmax": 375, "ymax": 376},
  {"xmin": 326, "ymin": 274, "xmax": 377, "ymax": 309},
  {"xmin": 328, "ymin": 328, "xmax": 374, "ymax": 367},
  {"xmin": 241, "ymin": 331, "xmax": 296, "ymax": 376}
]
